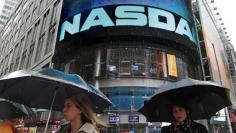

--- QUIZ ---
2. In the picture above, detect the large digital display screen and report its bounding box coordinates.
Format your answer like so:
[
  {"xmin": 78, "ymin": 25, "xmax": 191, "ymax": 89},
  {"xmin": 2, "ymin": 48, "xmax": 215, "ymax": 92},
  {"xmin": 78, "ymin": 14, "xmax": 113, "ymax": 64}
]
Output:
[
  {"xmin": 61, "ymin": 0, "xmax": 193, "ymax": 22},
  {"xmin": 56, "ymin": 0, "xmax": 197, "ymax": 50}
]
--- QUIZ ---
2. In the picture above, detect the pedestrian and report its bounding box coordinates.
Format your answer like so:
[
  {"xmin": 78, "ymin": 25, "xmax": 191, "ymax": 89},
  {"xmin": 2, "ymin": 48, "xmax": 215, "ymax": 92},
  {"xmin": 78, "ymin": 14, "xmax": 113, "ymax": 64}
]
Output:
[
  {"xmin": 0, "ymin": 118, "xmax": 18, "ymax": 133},
  {"xmin": 57, "ymin": 93, "xmax": 106, "ymax": 133},
  {"xmin": 161, "ymin": 102, "xmax": 208, "ymax": 133}
]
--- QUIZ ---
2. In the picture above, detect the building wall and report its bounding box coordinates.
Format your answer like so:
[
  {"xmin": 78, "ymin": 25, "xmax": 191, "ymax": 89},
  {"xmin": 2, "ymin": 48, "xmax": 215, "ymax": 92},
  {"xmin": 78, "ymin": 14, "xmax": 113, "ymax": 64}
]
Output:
[
  {"xmin": 0, "ymin": 0, "xmax": 18, "ymax": 30},
  {"xmin": 198, "ymin": 0, "xmax": 232, "ymax": 88},
  {"xmin": 0, "ymin": 0, "xmax": 63, "ymax": 130},
  {"xmin": 0, "ymin": 0, "xmax": 62, "ymax": 76},
  {"xmin": 52, "ymin": 1, "xmax": 202, "ymax": 132},
  {"xmin": 197, "ymin": 0, "xmax": 235, "ymax": 132}
]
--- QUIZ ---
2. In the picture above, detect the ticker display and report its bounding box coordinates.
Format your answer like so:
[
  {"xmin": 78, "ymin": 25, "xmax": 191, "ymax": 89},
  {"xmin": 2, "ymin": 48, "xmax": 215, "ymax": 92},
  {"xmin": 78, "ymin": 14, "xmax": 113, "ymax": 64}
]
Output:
[{"xmin": 57, "ymin": 0, "xmax": 197, "ymax": 45}]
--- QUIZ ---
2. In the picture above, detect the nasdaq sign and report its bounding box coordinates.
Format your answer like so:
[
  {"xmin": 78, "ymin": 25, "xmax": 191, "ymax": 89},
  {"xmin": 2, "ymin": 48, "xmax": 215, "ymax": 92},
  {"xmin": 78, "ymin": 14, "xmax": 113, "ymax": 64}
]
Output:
[{"xmin": 59, "ymin": 5, "xmax": 195, "ymax": 43}]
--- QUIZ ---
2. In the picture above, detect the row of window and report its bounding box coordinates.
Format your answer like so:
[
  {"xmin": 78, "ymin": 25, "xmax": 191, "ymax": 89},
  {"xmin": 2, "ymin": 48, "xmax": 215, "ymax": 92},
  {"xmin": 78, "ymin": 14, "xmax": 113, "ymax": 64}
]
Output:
[
  {"xmin": 0, "ymin": 0, "xmax": 60, "ymax": 76},
  {"xmin": 0, "ymin": 0, "xmax": 59, "ymax": 54},
  {"xmin": 66, "ymin": 48, "xmax": 189, "ymax": 81}
]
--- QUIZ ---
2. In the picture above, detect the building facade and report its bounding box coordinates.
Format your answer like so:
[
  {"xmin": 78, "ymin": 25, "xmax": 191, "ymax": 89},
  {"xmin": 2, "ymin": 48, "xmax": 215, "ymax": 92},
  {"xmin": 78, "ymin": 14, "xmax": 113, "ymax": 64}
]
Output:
[
  {"xmin": 0, "ymin": 0, "xmax": 235, "ymax": 133},
  {"xmin": 0, "ymin": 0, "xmax": 62, "ymax": 132},
  {"xmin": 0, "ymin": 0, "xmax": 18, "ymax": 30},
  {"xmin": 52, "ymin": 0, "xmax": 201, "ymax": 133},
  {"xmin": 193, "ymin": 0, "xmax": 235, "ymax": 132}
]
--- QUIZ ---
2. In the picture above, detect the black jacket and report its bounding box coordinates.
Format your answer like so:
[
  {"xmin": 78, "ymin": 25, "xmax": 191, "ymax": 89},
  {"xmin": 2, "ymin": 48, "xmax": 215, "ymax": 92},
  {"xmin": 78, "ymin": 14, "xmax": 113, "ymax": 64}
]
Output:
[{"xmin": 161, "ymin": 121, "xmax": 208, "ymax": 133}]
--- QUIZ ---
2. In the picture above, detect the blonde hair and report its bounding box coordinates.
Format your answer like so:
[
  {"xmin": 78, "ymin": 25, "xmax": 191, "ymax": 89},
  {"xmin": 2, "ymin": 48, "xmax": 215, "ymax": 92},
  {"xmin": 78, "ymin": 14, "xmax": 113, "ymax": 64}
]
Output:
[{"xmin": 68, "ymin": 93, "xmax": 107, "ymax": 128}]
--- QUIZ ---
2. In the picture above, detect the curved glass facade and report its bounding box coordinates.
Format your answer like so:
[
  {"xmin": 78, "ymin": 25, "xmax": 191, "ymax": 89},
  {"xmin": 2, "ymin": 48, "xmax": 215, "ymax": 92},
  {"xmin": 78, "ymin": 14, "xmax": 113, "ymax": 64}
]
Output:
[
  {"xmin": 66, "ymin": 47, "xmax": 197, "ymax": 82},
  {"xmin": 57, "ymin": 45, "xmax": 201, "ymax": 132},
  {"xmin": 101, "ymin": 87, "xmax": 156, "ymax": 111}
]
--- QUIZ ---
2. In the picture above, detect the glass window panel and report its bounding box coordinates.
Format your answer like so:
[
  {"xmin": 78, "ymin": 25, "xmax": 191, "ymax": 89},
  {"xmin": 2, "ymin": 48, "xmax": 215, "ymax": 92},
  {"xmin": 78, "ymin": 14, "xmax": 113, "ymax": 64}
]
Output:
[
  {"xmin": 156, "ymin": 50, "xmax": 164, "ymax": 78},
  {"xmin": 167, "ymin": 53, "xmax": 178, "ymax": 77}
]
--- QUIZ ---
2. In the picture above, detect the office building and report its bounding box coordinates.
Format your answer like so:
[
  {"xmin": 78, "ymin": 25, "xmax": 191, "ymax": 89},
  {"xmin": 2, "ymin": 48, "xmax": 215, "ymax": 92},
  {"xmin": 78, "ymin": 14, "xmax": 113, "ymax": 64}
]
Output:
[{"xmin": 0, "ymin": 0, "xmax": 18, "ymax": 30}]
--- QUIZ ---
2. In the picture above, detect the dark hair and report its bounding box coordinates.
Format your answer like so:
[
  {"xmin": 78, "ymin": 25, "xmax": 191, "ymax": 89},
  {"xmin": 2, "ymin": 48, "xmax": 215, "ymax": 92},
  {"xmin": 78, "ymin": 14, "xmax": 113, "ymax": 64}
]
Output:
[
  {"xmin": 172, "ymin": 102, "xmax": 189, "ymax": 110},
  {"xmin": 171, "ymin": 101, "xmax": 191, "ymax": 116}
]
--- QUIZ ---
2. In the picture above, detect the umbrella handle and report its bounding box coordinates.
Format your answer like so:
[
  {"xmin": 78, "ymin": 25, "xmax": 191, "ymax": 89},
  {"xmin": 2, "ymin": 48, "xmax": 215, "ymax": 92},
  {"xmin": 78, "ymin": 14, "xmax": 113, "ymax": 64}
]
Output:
[{"xmin": 44, "ymin": 89, "xmax": 57, "ymax": 133}]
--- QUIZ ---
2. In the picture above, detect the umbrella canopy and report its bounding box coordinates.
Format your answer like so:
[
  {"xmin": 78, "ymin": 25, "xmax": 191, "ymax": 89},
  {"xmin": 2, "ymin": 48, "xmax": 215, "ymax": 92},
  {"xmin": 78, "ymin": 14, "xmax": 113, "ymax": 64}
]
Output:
[
  {"xmin": 0, "ymin": 68, "xmax": 112, "ymax": 113},
  {"xmin": 138, "ymin": 78, "xmax": 232, "ymax": 122},
  {"xmin": 0, "ymin": 99, "xmax": 34, "ymax": 120}
]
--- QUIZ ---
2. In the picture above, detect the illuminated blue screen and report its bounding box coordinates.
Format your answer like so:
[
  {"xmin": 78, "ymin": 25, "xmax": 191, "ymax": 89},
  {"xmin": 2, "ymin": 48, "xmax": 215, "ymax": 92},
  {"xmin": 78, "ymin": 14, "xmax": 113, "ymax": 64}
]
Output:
[
  {"xmin": 61, "ymin": 0, "xmax": 193, "ymax": 23},
  {"xmin": 58, "ymin": 0, "xmax": 197, "ymax": 44}
]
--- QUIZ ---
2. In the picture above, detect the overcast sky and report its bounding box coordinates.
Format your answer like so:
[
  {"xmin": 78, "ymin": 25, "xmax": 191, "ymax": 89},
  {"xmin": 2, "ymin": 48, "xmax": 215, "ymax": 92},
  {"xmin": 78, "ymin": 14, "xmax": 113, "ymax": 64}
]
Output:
[
  {"xmin": 214, "ymin": 0, "xmax": 236, "ymax": 49},
  {"xmin": 0, "ymin": 0, "xmax": 235, "ymax": 49}
]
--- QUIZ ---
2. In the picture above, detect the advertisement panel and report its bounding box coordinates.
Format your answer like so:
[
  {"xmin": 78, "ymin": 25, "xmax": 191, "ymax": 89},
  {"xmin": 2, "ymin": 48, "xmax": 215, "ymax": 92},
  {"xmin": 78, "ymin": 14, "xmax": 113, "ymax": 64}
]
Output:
[
  {"xmin": 109, "ymin": 115, "xmax": 120, "ymax": 124},
  {"xmin": 128, "ymin": 115, "xmax": 139, "ymax": 123},
  {"xmin": 167, "ymin": 54, "xmax": 178, "ymax": 77}
]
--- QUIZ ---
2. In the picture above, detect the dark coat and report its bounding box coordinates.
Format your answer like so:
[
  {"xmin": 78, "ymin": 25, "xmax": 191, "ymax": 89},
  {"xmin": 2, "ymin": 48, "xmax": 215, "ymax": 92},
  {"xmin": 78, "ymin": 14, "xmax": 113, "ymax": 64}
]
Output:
[{"xmin": 161, "ymin": 121, "xmax": 208, "ymax": 133}]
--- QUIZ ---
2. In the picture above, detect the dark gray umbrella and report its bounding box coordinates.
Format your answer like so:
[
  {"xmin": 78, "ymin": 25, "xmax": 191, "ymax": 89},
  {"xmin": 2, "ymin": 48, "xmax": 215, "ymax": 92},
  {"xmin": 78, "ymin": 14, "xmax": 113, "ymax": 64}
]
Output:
[
  {"xmin": 0, "ymin": 99, "xmax": 34, "ymax": 120},
  {"xmin": 0, "ymin": 68, "xmax": 112, "ymax": 133},
  {"xmin": 0, "ymin": 68, "xmax": 112, "ymax": 112},
  {"xmin": 138, "ymin": 78, "xmax": 232, "ymax": 122}
]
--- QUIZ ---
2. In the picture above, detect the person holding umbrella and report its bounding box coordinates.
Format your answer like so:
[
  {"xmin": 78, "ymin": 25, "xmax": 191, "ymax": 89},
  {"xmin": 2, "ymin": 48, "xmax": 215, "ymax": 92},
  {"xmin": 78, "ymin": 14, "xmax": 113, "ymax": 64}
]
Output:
[
  {"xmin": 57, "ymin": 93, "xmax": 106, "ymax": 133},
  {"xmin": 161, "ymin": 102, "xmax": 208, "ymax": 133},
  {"xmin": 138, "ymin": 79, "xmax": 232, "ymax": 133},
  {"xmin": 0, "ymin": 100, "xmax": 32, "ymax": 133}
]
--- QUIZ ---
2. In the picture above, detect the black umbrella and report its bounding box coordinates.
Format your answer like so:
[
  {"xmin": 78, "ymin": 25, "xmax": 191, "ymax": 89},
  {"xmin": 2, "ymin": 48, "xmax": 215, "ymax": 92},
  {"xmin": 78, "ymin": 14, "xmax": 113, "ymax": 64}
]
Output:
[
  {"xmin": 0, "ymin": 99, "xmax": 34, "ymax": 120},
  {"xmin": 138, "ymin": 78, "xmax": 232, "ymax": 122},
  {"xmin": 0, "ymin": 68, "xmax": 112, "ymax": 132},
  {"xmin": 0, "ymin": 68, "xmax": 112, "ymax": 112}
]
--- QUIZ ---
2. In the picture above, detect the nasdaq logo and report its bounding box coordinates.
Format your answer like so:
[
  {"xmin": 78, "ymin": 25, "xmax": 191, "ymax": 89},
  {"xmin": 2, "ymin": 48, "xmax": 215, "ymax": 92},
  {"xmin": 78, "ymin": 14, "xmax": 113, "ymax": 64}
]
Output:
[{"xmin": 59, "ymin": 5, "xmax": 196, "ymax": 43}]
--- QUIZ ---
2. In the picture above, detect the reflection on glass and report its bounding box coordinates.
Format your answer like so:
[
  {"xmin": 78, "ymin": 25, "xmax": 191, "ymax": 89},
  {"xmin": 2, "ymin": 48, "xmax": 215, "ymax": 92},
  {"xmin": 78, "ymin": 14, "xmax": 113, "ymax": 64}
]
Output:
[
  {"xmin": 157, "ymin": 51, "xmax": 164, "ymax": 78},
  {"xmin": 65, "ymin": 47, "xmax": 191, "ymax": 81},
  {"xmin": 120, "ymin": 60, "xmax": 131, "ymax": 75}
]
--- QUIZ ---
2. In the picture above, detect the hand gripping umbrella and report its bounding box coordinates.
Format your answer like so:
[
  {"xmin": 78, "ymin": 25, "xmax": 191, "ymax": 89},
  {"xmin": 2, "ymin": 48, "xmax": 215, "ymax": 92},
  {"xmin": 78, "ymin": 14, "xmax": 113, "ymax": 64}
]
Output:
[
  {"xmin": 138, "ymin": 78, "xmax": 232, "ymax": 122},
  {"xmin": 0, "ymin": 68, "xmax": 112, "ymax": 132}
]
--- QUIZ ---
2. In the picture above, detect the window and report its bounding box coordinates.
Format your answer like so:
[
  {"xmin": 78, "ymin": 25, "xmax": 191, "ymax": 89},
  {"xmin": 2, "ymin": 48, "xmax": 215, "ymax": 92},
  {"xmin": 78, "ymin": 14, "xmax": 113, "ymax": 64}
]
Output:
[
  {"xmin": 0, "ymin": 60, "xmax": 3, "ymax": 74},
  {"xmin": 167, "ymin": 53, "xmax": 178, "ymax": 78},
  {"xmin": 149, "ymin": 50, "xmax": 157, "ymax": 77},
  {"xmin": 25, "ymin": 29, "xmax": 33, "ymax": 50},
  {"xmin": 27, "ymin": 43, "xmax": 35, "ymax": 68},
  {"xmin": 8, "ymin": 50, "xmax": 13, "ymax": 67},
  {"xmin": 39, "ymin": 0, "xmax": 46, "ymax": 13},
  {"xmin": 156, "ymin": 51, "xmax": 166, "ymax": 78},
  {"xmin": 4, "ymin": 55, "xmax": 10, "ymax": 73},
  {"xmin": 14, "ymin": 57, "xmax": 20, "ymax": 70},
  {"xmin": 65, "ymin": 48, "xmax": 192, "ymax": 81},
  {"xmin": 25, "ymin": 15, "xmax": 31, "ymax": 29},
  {"xmin": 20, "ymin": 51, "xmax": 27, "ymax": 69},
  {"xmin": 3, "ymin": 5, "xmax": 12, "ymax": 10},
  {"xmin": 13, "ymin": 43, "xmax": 19, "ymax": 61},
  {"xmin": 132, "ymin": 49, "xmax": 146, "ymax": 76},
  {"xmin": 35, "ymin": 35, "xmax": 45, "ymax": 62},
  {"xmin": 107, "ymin": 49, "xmax": 119, "ymax": 78},
  {"xmin": 19, "ymin": 37, "xmax": 25, "ymax": 56},
  {"xmin": 45, "ymin": 28, "xmax": 55, "ymax": 55},
  {"xmin": 41, "ymin": 10, "xmax": 50, "ymax": 34},
  {"xmin": 21, "ymin": 11, "xmax": 27, "ymax": 33},
  {"xmin": 32, "ymin": 21, "xmax": 40, "ymax": 42},
  {"xmin": 9, "ymin": 62, "xmax": 14, "ymax": 72},
  {"xmin": 51, "ymin": 1, "xmax": 58, "ymax": 25},
  {"xmin": 32, "ymin": 6, "xmax": 38, "ymax": 21},
  {"xmin": 0, "ymin": 15, "xmax": 8, "ymax": 20},
  {"xmin": 120, "ymin": 49, "xmax": 132, "ymax": 76},
  {"xmin": 19, "ymin": 23, "xmax": 24, "ymax": 35}
]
